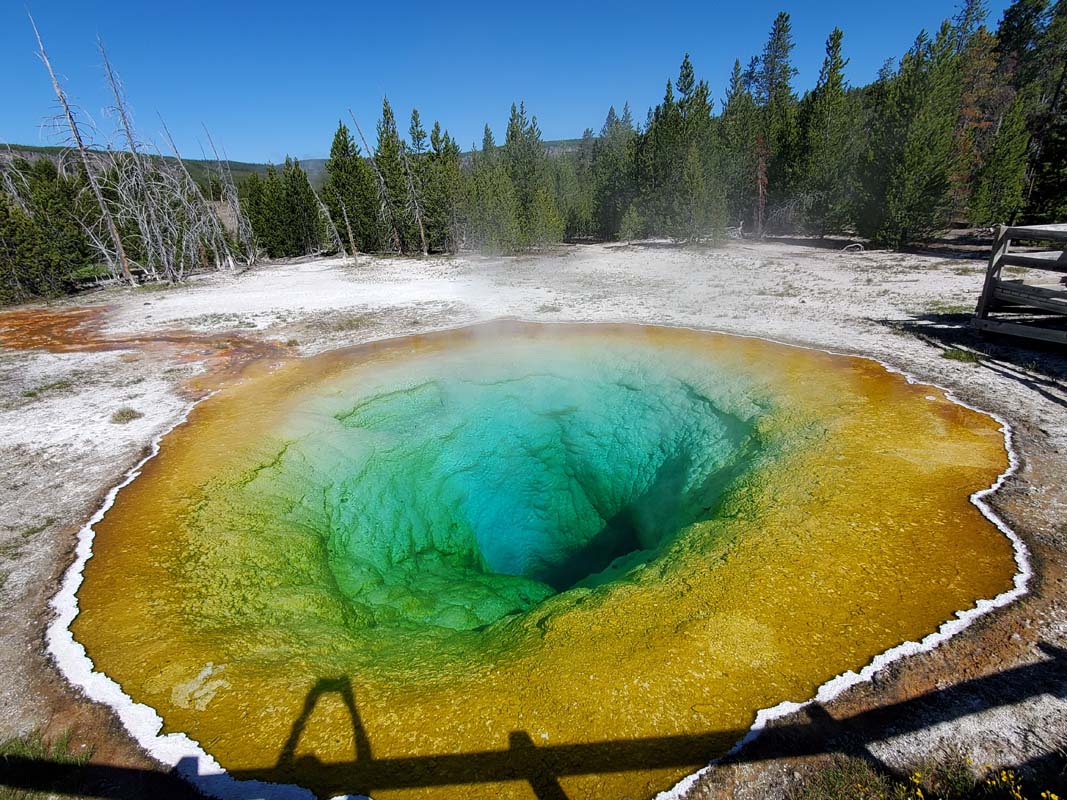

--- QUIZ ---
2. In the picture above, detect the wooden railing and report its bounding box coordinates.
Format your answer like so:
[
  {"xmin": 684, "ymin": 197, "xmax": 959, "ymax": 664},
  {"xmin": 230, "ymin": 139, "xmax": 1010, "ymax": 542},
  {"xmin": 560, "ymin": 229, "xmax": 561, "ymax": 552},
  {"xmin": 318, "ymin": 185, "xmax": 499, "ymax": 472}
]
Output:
[{"xmin": 973, "ymin": 223, "xmax": 1067, "ymax": 344}]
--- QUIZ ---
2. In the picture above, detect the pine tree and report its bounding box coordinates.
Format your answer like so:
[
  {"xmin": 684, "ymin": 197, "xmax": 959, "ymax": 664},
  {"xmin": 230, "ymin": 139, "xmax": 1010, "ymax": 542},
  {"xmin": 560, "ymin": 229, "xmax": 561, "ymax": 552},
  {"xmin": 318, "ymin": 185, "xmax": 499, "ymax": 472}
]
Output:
[
  {"xmin": 618, "ymin": 204, "xmax": 643, "ymax": 243},
  {"xmin": 1028, "ymin": 106, "xmax": 1067, "ymax": 220},
  {"xmin": 971, "ymin": 92, "xmax": 1032, "ymax": 222},
  {"xmin": 281, "ymin": 157, "xmax": 321, "ymax": 256},
  {"xmin": 996, "ymin": 0, "xmax": 1049, "ymax": 86},
  {"xmin": 680, "ymin": 144, "xmax": 709, "ymax": 241},
  {"xmin": 502, "ymin": 102, "xmax": 560, "ymax": 247},
  {"xmin": 634, "ymin": 77, "xmax": 684, "ymax": 234},
  {"xmin": 551, "ymin": 153, "xmax": 592, "ymax": 239},
  {"xmin": 424, "ymin": 123, "xmax": 464, "ymax": 252},
  {"xmin": 954, "ymin": 0, "xmax": 990, "ymax": 51},
  {"xmin": 859, "ymin": 24, "xmax": 963, "ymax": 246},
  {"xmin": 949, "ymin": 2, "xmax": 1007, "ymax": 221},
  {"xmin": 565, "ymin": 126, "xmax": 596, "ymax": 238},
  {"xmin": 424, "ymin": 121, "xmax": 448, "ymax": 250},
  {"xmin": 676, "ymin": 54, "xmax": 696, "ymax": 101},
  {"xmin": 259, "ymin": 165, "xmax": 287, "ymax": 257},
  {"xmin": 375, "ymin": 97, "xmax": 411, "ymax": 251},
  {"xmin": 1022, "ymin": 0, "xmax": 1067, "ymax": 218},
  {"xmin": 593, "ymin": 106, "xmax": 637, "ymax": 238},
  {"xmin": 242, "ymin": 171, "xmax": 267, "ymax": 254},
  {"xmin": 794, "ymin": 28, "xmax": 855, "ymax": 234},
  {"xmin": 721, "ymin": 59, "xmax": 759, "ymax": 230},
  {"xmin": 603, "ymin": 106, "xmax": 619, "ymax": 131},
  {"xmin": 0, "ymin": 157, "xmax": 97, "ymax": 301},
  {"xmin": 409, "ymin": 109, "xmax": 428, "ymax": 156},
  {"xmin": 633, "ymin": 54, "xmax": 724, "ymax": 241},
  {"xmin": 323, "ymin": 121, "xmax": 379, "ymax": 253},
  {"xmin": 757, "ymin": 12, "xmax": 800, "ymax": 217},
  {"xmin": 466, "ymin": 123, "xmax": 522, "ymax": 252}
]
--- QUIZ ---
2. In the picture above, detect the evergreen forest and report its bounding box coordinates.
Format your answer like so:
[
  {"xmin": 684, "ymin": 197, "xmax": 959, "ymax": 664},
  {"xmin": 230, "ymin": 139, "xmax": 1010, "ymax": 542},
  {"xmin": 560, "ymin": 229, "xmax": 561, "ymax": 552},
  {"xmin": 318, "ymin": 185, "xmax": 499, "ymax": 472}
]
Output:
[{"xmin": 2, "ymin": 0, "xmax": 1065, "ymax": 303}]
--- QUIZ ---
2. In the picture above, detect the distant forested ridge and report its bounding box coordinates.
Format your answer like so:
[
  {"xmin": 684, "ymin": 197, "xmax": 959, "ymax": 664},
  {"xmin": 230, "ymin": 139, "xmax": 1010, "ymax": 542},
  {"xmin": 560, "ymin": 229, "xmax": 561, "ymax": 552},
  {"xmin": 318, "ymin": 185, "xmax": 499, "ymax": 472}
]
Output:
[{"xmin": 2, "ymin": 0, "xmax": 1065, "ymax": 301}]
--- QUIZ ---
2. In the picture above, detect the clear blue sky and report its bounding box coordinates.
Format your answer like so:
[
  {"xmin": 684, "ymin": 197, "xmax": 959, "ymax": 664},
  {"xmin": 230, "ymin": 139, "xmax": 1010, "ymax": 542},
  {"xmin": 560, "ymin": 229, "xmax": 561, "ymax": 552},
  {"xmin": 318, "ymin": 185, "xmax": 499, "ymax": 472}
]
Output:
[{"xmin": 2, "ymin": 0, "xmax": 1011, "ymax": 164}]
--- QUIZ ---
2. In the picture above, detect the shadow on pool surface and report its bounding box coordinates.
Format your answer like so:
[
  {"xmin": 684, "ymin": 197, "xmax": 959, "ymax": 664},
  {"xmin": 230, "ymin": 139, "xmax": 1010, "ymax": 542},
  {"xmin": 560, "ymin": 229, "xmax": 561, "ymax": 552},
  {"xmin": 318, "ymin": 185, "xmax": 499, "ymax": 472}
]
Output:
[{"xmin": 3, "ymin": 643, "xmax": 1066, "ymax": 799}]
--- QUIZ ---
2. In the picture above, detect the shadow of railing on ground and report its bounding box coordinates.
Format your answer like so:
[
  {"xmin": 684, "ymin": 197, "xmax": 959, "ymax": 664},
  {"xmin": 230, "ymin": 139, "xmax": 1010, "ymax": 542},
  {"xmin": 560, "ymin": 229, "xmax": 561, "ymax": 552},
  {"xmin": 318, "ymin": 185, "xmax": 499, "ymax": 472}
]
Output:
[
  {"xmin": 2, "ymin": 643, "xmax": 1065, "ymax": 799},
  {"xmin": 875, "ymin": 312, "xmax": 1067, "ymax": 403}
]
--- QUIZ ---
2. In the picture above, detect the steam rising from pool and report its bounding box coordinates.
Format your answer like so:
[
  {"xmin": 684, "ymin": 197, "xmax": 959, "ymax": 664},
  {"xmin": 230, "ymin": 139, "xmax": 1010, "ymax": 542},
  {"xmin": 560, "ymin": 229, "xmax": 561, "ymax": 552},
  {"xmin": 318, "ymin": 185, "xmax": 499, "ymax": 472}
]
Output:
[{"xmin": 69, "ymin": 323, "xmax": 1018, "ymax": 800}]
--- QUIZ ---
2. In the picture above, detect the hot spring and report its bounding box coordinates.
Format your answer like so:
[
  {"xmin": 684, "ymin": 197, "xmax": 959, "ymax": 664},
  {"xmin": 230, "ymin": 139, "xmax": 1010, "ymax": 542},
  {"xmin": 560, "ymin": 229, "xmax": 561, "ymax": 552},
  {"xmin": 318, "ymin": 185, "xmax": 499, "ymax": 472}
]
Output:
[{"xmin": 68, "ymin": 322, "xmax": 1018, "ymax": 800}]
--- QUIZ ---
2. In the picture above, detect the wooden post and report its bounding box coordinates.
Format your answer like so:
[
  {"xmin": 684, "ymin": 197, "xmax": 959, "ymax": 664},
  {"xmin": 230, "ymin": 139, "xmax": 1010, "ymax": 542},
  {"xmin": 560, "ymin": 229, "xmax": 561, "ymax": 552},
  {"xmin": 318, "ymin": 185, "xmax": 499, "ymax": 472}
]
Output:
[{"xmin": 974, "ymin": 223, "xmax": 1010, "ymax": 321}]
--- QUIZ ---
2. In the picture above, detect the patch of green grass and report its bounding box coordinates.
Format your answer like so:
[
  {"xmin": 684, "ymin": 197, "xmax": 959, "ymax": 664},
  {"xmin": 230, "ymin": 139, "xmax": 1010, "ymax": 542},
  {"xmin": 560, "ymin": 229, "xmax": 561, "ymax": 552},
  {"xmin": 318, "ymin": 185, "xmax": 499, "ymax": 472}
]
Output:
[
  {"xmin": 328, "ymin": 313, "xmax": 377, "ymax": 333},
  {"xmin": 134, "ymin": 281, "xmax": 176, "ymax": 293},
  {"xmin": 942, "ymin": 348, "xmax": 981, "ymax": 363},
  {"xmin": 66, "ymin": 263, "xmax": 111, "ymax": 283},
  {"xmin": 788, "ymin": 754, "xmax": 1062, "ymax": 800},
  {"xmin": 19, "ymin": 517, "xmax": 55, "ymax": 538},
  {"xmin": 926, "ymin": 301, "xmax": 975, "ymax": 315},
  {"xmin": 0, "ymin": 729, "xmax": 91, "ymax": 800},
  {"xmin": 181, "ymin": 312, "xmax": 256, "ymax": 329},
  {"xmin": 110, "ymin": 407, "xmax": 144, "ymax": 424},
  {"xmin": 20, "ymin": 379, "xmax": 73, "ymax": 399}
]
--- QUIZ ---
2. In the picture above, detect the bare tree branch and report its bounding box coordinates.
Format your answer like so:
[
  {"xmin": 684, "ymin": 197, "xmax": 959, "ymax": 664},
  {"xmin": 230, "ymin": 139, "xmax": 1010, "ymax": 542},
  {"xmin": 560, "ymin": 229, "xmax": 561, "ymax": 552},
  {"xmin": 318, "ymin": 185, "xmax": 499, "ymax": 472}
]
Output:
[{"xmin": 29, "ymin": 13, "xmax": 133, "ymax": 283}]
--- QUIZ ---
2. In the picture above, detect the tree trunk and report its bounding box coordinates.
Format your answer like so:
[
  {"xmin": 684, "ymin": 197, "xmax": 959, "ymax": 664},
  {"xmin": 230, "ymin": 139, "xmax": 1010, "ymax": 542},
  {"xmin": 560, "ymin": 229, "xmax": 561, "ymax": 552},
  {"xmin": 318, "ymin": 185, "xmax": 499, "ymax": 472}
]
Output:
[
  {"xmin": 31, "ymin": 15, "xmax": 133, "ymax": 283},
  {"xmin": 350, "ymin": 110, "xmax": 402, "ymax": 254},
  {"xmin": 339, "ymin": 200, "xmax": 359, "ymax": 259},
  {"xmin": 311, "ymin": 184, "xmax": 346, "ymax": 257},
  {"xmin": 400, "ymin": 144, "xmax": 429, "ymax": 256}
]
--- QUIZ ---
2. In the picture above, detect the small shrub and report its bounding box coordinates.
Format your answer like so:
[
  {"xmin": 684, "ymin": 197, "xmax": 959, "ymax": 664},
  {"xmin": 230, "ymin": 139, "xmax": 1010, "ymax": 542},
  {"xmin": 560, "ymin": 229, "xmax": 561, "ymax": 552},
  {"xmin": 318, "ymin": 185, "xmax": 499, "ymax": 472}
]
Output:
[
  {"xmin": 110, "ymin": 407, "xmax": 143, "ymax": 424},
  {"xmin": 19, "ymin": 517, "xmax": 55, "ymax": 537},
  {"xmin": 926, "ymin": 302, "xmax": 975, "ymax": 314},
  {"xmin": 20, "ymin": 379, "xmax": 73, "ymax": 399},
  {"xmin": 328, "ymin": 313, "xmax": 376, "ymax": 333},
  {"xmin": 618, "ymin": 205, "xmax": 644, "ymax": 243},
  {"xmin": 942, "ymin": 348, "xmax": 981, "ymax": 363}
]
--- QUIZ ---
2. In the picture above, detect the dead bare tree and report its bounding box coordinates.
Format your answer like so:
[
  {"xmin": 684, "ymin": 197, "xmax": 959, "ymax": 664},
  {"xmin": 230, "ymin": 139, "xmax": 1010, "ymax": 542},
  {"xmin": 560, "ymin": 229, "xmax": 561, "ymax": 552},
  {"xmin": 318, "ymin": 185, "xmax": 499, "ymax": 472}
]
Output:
[
  {"xmin": 99, "ymin": 41, "xmax": 244, "ymax": 282},
  {"xmin": 349, "ymin": 109, "xmax": 401, "ymax": 253},
  {"xmin": 29, "ymin": 14, "xmax": 133, "ymax": 283},
  {"xmin": 101, "ymin": 65, "xmax": 178, "ymax": 279},
  {"xmin": 158, "ymin": 116, "xmax": 235, "ymax": 270},
  {"xmin": 203, "ymin": 126, "xmax": 257, "ymax": 265},
  {"xmin": 0, "ymin": 149, "xmax": 31, "ymax": 215},
  {"xmin": 337, "ymin": 197, "xmax": 359, "ymax": 259},
  {"xmin": 310, "ymin": 183, "xmax": 346, "ymax": 257},
  {"xmin": 399, "ymin": 142, "xmax": 428, "ymax": 256}
]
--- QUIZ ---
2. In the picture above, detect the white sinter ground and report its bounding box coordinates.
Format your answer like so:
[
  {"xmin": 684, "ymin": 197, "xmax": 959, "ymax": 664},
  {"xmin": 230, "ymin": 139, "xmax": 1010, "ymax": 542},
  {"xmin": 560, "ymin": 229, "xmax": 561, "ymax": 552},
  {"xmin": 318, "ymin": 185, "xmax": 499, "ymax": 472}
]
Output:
[{"xmin": 1, "ymin": 240, "xmax": 1064, "ymax": 798}]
